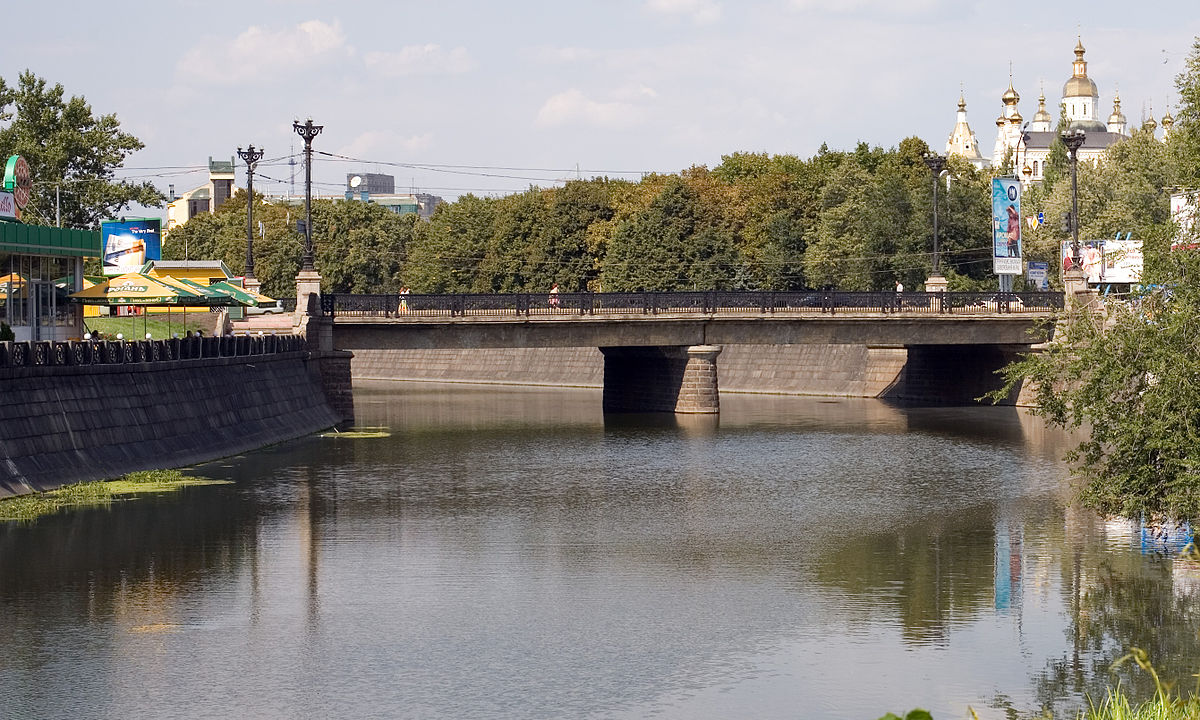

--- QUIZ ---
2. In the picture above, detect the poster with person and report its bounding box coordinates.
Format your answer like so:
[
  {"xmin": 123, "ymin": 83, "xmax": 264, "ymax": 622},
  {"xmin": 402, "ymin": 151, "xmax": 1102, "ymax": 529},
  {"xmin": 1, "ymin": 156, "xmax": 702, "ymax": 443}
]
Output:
[{"xmin": 991, "ymin": 178, "xmax": 1022, "ymax": 275}]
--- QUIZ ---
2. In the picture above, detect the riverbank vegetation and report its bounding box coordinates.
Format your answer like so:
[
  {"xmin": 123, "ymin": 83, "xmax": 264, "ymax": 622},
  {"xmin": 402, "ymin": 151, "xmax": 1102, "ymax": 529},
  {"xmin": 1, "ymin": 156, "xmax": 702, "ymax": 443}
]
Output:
[
  {"xmin": 991, "ymin": 39, "xmax": 1200, "ymax": 524},
  {"xmin": 0, "ymin": 470, "xmax": 229, "ymax": 522}
]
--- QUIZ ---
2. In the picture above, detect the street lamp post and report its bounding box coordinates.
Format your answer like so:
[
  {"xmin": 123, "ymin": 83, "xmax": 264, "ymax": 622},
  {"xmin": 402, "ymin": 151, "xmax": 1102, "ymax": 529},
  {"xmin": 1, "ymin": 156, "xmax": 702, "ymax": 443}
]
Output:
[
  {"xmin": 236, "ymin": 144, "xmax": 264, "ymax": 281},
  {"xmin": 922, "ymin": 152, "xmax": 947, "ymax": 278},
  {"xmin": 293, "ymin": 119, "xmax": 323, "ymax": 271},
  {"xmin": 1061, "ymin": 129, "xmax": 1086, "ymax": 271}
]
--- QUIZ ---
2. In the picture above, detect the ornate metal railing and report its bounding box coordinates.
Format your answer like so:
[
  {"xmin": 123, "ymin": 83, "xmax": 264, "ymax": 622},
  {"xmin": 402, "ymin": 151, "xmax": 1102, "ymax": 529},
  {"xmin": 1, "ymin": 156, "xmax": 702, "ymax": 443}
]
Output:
[
  {"xmin": 0, "ymin": 334, "xmax": 307, "ymax": 370},
  {"xmin": 320, "ymin": 290, "xmax": 1063, "ymax": 319}
]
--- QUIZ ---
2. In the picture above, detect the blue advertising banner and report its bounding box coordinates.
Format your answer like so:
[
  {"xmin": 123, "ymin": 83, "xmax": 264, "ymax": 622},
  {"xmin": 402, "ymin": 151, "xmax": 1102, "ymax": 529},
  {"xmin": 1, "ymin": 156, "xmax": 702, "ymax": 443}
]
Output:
[
  {"xmin": 1026, "ymin": 261, "xmax": 1049, "ymax": 290},
  {"xmin": 101, "ymin": 218, "xmax": 162, "ymax": 275},
  {"xmin": 992, "ymin": 178, "xmax": 1022, "ymax": 275}
]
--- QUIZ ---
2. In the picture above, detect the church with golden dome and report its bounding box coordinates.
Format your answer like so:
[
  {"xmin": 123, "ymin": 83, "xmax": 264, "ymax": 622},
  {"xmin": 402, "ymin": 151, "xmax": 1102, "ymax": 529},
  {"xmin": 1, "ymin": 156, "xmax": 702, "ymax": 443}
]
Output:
[{"xmin": 946, "ymin": 38, "xmax": 1174, "ymax": 180}]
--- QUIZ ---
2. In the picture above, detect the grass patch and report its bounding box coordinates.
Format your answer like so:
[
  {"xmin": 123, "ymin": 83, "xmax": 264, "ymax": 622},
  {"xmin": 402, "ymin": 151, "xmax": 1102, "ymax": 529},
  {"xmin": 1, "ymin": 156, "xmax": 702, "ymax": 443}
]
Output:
[
  {"xmin": 85, "ymin": 315, "xmax": 210, "ymax": 340},
  {"xmin": 0, "ymin": 469, "xmax": 230, "ymax": 522},
  {"xmin": 1081, "ymin": 685, "xmax": 1200, "ymax": 719}
]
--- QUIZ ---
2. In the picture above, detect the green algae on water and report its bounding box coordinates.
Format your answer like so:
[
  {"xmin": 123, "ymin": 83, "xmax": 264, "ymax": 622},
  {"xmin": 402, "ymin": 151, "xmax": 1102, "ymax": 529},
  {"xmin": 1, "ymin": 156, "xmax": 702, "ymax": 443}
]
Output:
[
  {"xmin": 320, "ymin": 426, "xmax": 391, "ymax": 439},
  {"xmin": 0, "ymin": 469, "xmax": 230, "ymax": 522}
]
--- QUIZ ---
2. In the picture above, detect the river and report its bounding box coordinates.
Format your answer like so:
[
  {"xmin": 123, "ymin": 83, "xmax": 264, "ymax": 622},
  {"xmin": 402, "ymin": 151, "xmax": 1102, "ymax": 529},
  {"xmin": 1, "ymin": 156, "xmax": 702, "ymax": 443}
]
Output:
[{"xmin": 2, "ymin": 382, "xmax": 1198, "ymax": 719}]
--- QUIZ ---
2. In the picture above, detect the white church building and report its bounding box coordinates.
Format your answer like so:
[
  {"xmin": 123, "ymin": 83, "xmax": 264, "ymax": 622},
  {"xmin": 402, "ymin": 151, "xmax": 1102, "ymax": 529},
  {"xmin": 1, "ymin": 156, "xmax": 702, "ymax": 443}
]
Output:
[{"xmin": 946, "ymin": 39, "xmax": 1175, "ymax": 180}]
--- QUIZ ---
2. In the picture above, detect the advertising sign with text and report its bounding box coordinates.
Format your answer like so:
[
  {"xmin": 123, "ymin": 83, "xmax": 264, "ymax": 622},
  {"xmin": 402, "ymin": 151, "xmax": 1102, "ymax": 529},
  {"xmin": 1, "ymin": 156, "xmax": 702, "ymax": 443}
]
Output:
[
  {"xmin": 101, "ymin": 218, "xmax": 162, "ymax": 275},
  {"xmin": 992, "ymin": 178, "xmax": 1022, "ymax": 275}
]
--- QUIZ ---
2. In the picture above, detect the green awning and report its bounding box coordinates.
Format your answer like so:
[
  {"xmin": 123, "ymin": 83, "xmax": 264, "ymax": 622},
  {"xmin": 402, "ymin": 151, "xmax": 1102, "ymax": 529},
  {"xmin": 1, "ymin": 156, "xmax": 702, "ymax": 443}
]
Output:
[{"xmin": 0, "ymin": 220, "xmax": 101, "ymax": 257}]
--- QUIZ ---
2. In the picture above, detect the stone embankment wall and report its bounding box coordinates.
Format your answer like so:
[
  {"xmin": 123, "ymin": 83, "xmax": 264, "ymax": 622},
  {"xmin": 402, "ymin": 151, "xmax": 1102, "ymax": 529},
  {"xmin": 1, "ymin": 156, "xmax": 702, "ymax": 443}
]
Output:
[
  {"xmin": 349, "ymin": 344, "xmax": 912, "ymax": 397},
  {"xmin": 0, "ymin": 337, "xmax": 341, "ymax": 499},
  {"xmin": 347, "ymin": 343, "xmax": 1025, "ymax": 405}
]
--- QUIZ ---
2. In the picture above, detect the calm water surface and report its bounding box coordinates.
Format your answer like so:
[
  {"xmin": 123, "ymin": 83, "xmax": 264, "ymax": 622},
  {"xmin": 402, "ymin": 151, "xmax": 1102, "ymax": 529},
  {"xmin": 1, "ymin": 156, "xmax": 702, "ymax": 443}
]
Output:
[{"xmin": 2, "ymin": 382, "xmax": 1199, "ymax": 719}]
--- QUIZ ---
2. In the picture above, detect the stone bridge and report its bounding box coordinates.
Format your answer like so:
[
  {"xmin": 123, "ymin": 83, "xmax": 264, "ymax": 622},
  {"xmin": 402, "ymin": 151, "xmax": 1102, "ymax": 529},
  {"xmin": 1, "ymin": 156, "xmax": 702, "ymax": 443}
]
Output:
[{"xmin": 313, "ymin": 290, "xmax": 1060, "ymax": 414}]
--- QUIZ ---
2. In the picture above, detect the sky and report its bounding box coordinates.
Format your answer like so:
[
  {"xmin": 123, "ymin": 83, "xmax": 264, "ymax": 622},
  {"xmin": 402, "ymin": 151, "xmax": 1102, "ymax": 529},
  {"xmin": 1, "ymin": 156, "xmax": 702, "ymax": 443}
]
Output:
[{"xmin": 4, "ymin": 0, "xmax": 1197, "ymax": 218}]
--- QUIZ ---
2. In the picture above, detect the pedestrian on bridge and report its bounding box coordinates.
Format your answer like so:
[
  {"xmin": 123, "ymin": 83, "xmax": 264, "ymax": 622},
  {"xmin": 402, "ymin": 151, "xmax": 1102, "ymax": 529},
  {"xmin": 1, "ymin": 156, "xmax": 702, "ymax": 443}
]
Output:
[{"xmin": 548, "ymin": 283, "xmax": 560, "ymax": 309}]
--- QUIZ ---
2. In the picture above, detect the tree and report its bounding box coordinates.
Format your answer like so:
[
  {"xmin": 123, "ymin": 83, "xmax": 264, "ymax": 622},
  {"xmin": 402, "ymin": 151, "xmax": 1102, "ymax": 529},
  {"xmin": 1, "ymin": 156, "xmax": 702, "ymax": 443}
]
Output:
[
  {"xmin": 993, "ymin": 250, "xmax": 1200, "ymax": 521},
  {"xmin": 403, "ymin": 194, "xmax": 497, "ymax": 292},
  {"xmin": 0, "ymin": 71, "xmax": 162, "ymax": 228},
  {"xmin": 164, "ymin": 192, "xmax": 415, "ymax": 298},
  {"xmin": 1170, "ymin": 37, "xmax": 1200, "ymax": 188},
  {"xmin": 602, "ymin": 174, "xmax": 740, "ymax": 291}
]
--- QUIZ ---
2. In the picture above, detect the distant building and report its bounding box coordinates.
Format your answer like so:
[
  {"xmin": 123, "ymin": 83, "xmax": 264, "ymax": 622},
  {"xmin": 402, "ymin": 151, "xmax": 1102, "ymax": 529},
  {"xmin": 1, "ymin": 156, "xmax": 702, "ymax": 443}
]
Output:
[
  {"xmin": 414, "ymin": 193, "xmax": 444, "ymax": 220},
  {"xmin": 945, "ymin": 93, "xmax": 986, "ymax": 169},
  {"xmin": 342, "ymin": 172, "xmax": 444, "ymax": 219},
  {"xmin": 1013, "ymin": 40, "xmax": 1128, "ymax": 183},
  {"xmin": 166, "ymin": 157, "xmax": 236, "ymax": 231},
  {"xmin": 1172, "ymin": 189, "xmax": 1199, "ymax": 243},
  {"xmin": 346, "ymin": 173, "xmax": 395, "ymax": 196}
]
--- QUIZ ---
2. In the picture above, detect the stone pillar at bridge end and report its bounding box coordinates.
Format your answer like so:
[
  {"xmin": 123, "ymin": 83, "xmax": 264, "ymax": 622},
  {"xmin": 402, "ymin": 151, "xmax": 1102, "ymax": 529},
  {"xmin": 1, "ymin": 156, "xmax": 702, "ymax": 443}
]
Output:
[
  {"xmin": 295, "ymin": 269, "xmax": 322, "ymax": 324},
  {"xmin": 676, "ymin": 345, "xmax": 722, "ymax": 414}
]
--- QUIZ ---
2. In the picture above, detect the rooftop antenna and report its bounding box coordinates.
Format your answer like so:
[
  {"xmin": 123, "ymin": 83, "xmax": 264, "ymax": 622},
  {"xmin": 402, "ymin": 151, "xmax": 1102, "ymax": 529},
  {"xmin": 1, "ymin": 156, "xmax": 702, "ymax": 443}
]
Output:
[{"xmin": 289, "ymin": 140, "xmax": 297, "ymax": 198}]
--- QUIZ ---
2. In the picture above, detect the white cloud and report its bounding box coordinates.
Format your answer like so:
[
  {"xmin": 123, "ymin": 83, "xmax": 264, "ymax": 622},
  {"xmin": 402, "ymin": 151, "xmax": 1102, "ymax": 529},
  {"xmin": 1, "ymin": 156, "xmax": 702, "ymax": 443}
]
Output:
[
  {"xmin": 536, "ymin": 89, "xmax": 647, "ymax": 129},
  {"xmin": 339, "ymin": 131, "xmax": 434, "ymax": 159},
  {"xmin": 788, "ymin": 0, "xmax": 940, "ymax": 13},
  {"xmin": 613, "ymin": 84, "xmax": 659, "ymax": 101},
  {"xmin": 175, "ymin": 20, "xmax": 349, "ymax": 86},
  {"xmin": 530, "ymin": 46, "xmax": 600, "ymax": 64},
  {"xmin": 646, "ymin": 0, "xmax": 722, "ymax": 24},
  {"xmin": 363, "ymin": 45, "xmax": 475, "ymax": 76}
]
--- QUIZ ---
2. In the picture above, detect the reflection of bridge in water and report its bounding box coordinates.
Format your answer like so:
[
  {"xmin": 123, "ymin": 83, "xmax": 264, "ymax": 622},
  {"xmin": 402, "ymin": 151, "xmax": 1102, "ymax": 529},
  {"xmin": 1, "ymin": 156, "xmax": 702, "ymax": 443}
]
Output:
[{"xmin": 316, "ymin": 291, "xmax": 1063, "ymax": 414}]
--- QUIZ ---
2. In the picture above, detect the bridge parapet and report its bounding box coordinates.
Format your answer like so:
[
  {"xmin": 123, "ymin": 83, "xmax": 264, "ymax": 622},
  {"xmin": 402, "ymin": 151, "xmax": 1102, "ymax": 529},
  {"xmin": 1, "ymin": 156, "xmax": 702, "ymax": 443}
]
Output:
[{"xmin": 322, "ymin": 290, "xmax": 1063, "ymax": 320}]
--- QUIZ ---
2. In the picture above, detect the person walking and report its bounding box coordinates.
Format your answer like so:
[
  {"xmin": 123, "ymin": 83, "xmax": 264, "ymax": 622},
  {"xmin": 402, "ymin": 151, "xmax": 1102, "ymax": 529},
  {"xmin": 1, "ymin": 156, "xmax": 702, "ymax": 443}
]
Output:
[
  {"xmin": 398, "ymin": 286, "xmax": 410, "ymax": 314},
  {"xmin": 548, "ymin": 283, "xmax": 560, "ymax": 309},
  {"xmin": 894, "ymin": 280, "xmax": 904, "ymax": 312}
]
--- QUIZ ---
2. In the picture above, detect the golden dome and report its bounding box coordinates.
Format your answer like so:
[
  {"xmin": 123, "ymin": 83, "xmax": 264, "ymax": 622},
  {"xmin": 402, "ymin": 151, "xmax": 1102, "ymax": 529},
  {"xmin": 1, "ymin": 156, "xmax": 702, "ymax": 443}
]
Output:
[
  {"xmin": 1002, "ymin": 81, "xmax": 1020, "ymax": 104},
  {"xmin": 1162, "ymin": 109, "xmax": 1175, "ymax": 127},
  {"xmin": 1010, "ymin": 109, "xmax": 1023, "ymax": 124},
  {"xmin": 1063, "ymin": 76, "xmax": 1098, "ymax": 98},
  {"xmin": 1033, "ymin": 91, "xmax": 1052, "ymax": 124},
  {"xmin": 1064, "ymin": 37, "xmax": 1098, "ymax": 98},
  {"xmin": 1108, "ymin": 94, "xmax": 1126, "ymax": 126}
]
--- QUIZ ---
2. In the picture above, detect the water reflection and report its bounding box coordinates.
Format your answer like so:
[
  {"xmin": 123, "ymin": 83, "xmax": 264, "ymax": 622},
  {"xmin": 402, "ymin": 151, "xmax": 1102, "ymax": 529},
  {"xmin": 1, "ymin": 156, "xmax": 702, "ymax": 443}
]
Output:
[{"xmin": 0, "ymin": 382, "xmax": 1196, "ymax": 719}]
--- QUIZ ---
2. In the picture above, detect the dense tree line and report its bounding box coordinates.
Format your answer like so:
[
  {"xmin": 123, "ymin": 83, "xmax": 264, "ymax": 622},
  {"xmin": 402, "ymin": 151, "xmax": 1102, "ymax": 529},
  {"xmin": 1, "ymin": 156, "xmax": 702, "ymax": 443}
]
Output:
[
  {"xmin": 166, "ymin": 136, "xmax": 1004, "ymax": 297},
  {"xmin": 400, "ymin": 138, "xmax": 1000, "ymax": 294},
  {"xmin": 165, "ymin": 96, "xmax": 1193, "ymax": 300}
]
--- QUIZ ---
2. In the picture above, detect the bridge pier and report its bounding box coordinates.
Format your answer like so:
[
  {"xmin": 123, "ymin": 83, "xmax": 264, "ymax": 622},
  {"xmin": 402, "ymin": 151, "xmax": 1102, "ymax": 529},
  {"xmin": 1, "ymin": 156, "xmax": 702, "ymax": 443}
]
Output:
[{"xmin": 601, "ymin": 344, "xmax": 721, "ymax": 414}]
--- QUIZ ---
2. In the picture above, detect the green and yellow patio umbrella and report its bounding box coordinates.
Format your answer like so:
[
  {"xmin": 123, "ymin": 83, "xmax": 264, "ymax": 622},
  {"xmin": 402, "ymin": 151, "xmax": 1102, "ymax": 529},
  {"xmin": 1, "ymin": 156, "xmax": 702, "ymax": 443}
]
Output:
[
  {"xmin": 70, "ymin": 273, "xmax": 231, "ymax": 338},
  {"xmin": 207, "ymin": 281, "xmax": 277, "ymax": 308},
  {"xmin": 69, "ymin": 273, "xmax": 214, "ymax": 306}
]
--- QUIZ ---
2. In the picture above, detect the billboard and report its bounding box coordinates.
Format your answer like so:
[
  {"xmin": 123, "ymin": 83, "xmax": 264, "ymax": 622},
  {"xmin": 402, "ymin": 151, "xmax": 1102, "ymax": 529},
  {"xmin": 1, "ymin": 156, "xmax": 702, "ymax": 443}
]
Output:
[
  {"xmin": 101, "ymin": 218, "xmax": 161, "ymax": 275},
  {"xmin": 992, "ymin": 178, "xmax": 1022, "ymax": 275},
  {"xmin": 1059, "ymin": 235, "xmax": 1143, "ymax": 284}
]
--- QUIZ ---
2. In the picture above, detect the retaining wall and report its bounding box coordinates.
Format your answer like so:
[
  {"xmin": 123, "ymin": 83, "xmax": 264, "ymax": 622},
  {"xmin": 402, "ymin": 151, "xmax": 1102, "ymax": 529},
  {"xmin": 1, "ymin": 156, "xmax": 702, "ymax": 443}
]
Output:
[
  {"xmin": 0, "ymin": 338, "xmax": 340, "ymax": 498},
  {"xmin": 349, "ymin": 344, "xmax": 911, "ymax": 397}
]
